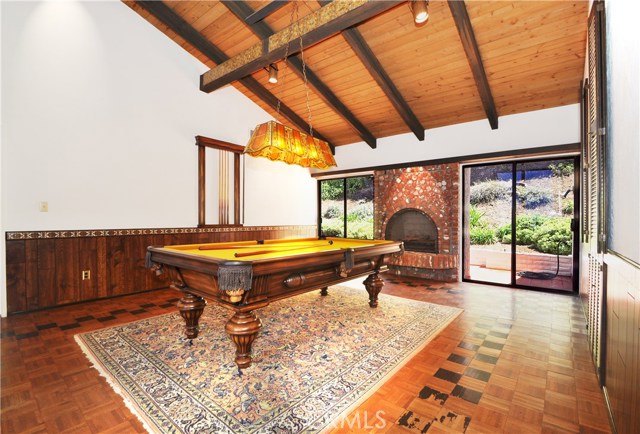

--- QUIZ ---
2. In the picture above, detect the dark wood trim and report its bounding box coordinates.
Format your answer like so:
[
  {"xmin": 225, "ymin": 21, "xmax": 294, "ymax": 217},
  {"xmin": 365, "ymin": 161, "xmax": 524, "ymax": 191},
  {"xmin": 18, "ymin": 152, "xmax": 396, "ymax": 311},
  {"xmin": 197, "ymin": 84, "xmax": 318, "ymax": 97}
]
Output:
[
  {"xmin": 198, "ymin": 144, "xmax": 205, "ymax": 226},
  {"xmin": 5, "ymin": 225, "xmax": 317, "ymax": 240},
  {"xmin": 447, "ymin": 0, "xmax": 499, "ymax": 130},
  {"xmin": 341, "ymin": 28, "xmax": 425, "ymax": 141},
  {"xmin": 595, "ymin": 0, "xmax": 608, "ymax": 254},
  {"xmin": 310, "ymin": 143, "xmax": 581, "ymax": 178},
  {"xmin": 195, "ymin": 136, "xmax": 243, "ymax": 227},
  {"xmin": 195, "ymin": 135, "xmax": 244, "ymax": 154},
  {"xmin": 244, "ymin": 0, "xmax": 289, "ymax": 25},
  {"xmin": 234, "ymin": 153, "xmax": 241, "ymax": 225},
  {"xmin": 134, "ymin": 1, "xmax": 334, "ymax": 152},
  {"xmin": 200, "ymin": 1, "xmax": 403, "ymax": 93},
  {"xmin": 223, "ymin": 1, "xmax": 375, "ymax": 149}
]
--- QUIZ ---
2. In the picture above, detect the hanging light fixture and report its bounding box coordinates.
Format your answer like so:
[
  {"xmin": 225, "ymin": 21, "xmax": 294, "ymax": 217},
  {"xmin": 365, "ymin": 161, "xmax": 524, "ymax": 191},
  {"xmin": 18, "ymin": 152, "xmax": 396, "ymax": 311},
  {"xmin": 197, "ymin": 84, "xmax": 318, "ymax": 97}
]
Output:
[
  {"xmin": 244, "ymin": 3, "xmax": 336, "ymax": 170},
  {"xmin": 411, "ymin": 0, "xmax": 429, "ymax": 25},
  {"xmin": 267, "ymin": 64, "xmax": 278, "ymax": 84},
  {"xmin": 245, "ymin": 121, "xmax": 336, "ymax": 169}
]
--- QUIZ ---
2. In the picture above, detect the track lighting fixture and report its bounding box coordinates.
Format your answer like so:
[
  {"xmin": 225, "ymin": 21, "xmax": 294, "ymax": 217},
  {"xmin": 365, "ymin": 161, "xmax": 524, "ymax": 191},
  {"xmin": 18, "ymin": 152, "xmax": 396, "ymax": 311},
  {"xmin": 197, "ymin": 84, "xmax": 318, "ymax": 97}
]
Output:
[
  {"xmin": 411, "ymin": 0, "xmax": 429, "ymax": 25},
  {"xmin": 268, "ymin": 64, "xmax": 278, "ymax": 84}
]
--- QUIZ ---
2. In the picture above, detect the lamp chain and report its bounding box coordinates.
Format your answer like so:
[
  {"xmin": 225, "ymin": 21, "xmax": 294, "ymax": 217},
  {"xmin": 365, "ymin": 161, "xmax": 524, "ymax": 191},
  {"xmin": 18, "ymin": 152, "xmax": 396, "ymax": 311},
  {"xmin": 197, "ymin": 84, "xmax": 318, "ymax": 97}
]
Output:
[
  {"xmin": 299, "ymin": 23, "xmax": 313, "ymax": 137},
  {"xmin": 293, "ymin": 4, "xmax": 314, "ymax": 138},
  {"xmin": 275, "ymin": 1, "xmax": 298, "ymax": 121}
]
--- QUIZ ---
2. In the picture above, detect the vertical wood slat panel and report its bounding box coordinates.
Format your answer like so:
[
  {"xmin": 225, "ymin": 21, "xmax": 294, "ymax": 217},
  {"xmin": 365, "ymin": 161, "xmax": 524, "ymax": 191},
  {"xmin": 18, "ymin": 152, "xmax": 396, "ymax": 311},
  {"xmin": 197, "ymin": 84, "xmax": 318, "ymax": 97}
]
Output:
[
  {"xmin": 25, "ymin": 241, "xmax": 39, "ymax": 311},
  {"xmin": 55, "ymin": 238, "xmax": 80, "ymax": 305},
  {"xmin": 5, "ymin": 226, "xmax": 316, "ymax": 313},
  {"xmin": 5, "ymin": 241, "xmax": 26, "ymax": 313},
  {"xmin": 96, "ymin": 237, "xmax": 109, "ymax": 299},
  {"xmin": 107, "ymin": 236, "xmax": 126, "ymax": 297},
  {"xmin": 37, "ymin": 240, "xmax": 56, "ymax": 308}
]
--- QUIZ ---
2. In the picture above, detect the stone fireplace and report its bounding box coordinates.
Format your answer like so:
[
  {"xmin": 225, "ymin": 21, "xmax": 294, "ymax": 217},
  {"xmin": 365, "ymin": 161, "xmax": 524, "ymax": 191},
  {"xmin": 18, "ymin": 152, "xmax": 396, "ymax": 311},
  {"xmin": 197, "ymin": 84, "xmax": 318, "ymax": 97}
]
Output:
[{"xmin": 375, "ymin": 164, "xmax": 459, "ymax": 281}]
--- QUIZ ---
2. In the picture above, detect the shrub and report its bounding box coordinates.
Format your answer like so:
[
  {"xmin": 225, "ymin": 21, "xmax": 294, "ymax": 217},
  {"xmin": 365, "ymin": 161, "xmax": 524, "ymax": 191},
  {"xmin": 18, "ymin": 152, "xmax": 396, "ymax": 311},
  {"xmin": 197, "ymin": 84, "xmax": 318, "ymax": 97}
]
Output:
[
  {"xmin": 321, "ymin": 219, "xmax": 344, "ymax": 237},
  {"xmin": 495, "ymin": 214, "xmax": 551, "ymax": 245},
  {"xmin": 532, "ymin": 218, "xmax": 572, "ymax": 255},
  {"xmin": 515, "ymin": 214, "xmax": 549, "ymax": 245},
  {"xmin": 549, "ymin": 162, "xmax": 574, "ymax": 177},
  {"xmin": 470, "ymin": 226, "xmax": 496, "ymax": 245},
  {"xmin": 469, "ymin": 206, "xmax": 484, "ymax": 228},
  {"xmin": 347, "ymin": 219, "xmax": 374, "ymax": 239},
  {"xmin": 495, "ymin": 224, "xmax": 511, "ymax": 243},
  {"xmin": 562, "ymin": 199, "xmax": 574, "ymax": 215},
  {"xmin": 470, "ymin": 180, "xmax": 511, "ymax": 204},
  {"xmin": 323, "ymin": 205, "xmax": 342, "ymax": 219},
  {"xmin": 346, "ymin": 203, "xmax": 373, "ymax": 222},
  {"xmin": 346, "ymin": 177, "xmax": 374, "ymax": 201},
  {"xmin": 321, "ymin": 180, "xmax": 344, "ymax": 201},
  {"xmin": 517, "ymin": 186, "xmax": 552, "ymax": 209}
]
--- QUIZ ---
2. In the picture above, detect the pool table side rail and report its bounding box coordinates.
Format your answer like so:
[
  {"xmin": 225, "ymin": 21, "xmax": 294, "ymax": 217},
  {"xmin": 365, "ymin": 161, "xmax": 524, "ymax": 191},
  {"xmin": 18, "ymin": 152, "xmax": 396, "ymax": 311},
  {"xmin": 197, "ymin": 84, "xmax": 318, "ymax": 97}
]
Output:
[{"xmin": 145, "ymin": 238, "xmax": 403, "ymax": 308}]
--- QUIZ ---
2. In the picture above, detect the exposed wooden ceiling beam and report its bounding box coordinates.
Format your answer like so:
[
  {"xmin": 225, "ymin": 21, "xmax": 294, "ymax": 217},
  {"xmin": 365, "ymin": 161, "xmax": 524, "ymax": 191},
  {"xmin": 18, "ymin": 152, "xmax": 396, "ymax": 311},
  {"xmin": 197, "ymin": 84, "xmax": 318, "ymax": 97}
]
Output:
[
  {"xmin": 134, "ymin": 1, "xmax": 334, "ymax": 152},
  {"xmin": 245, "ymin": 1, "xmax": 289, "ymax": 25},
  {"xmin": 314, "ymin": 0, "xmax": 424, "ymax": 142},
  {"xmin": 341, "ymin": 29, "xmax": 425, "ymax": 141},
  {"xmin": 223, "ymin": 1, "xmax": 377, "ymax": 149},
  {"xmin": 448, "ymin": 0, "xmax": 498, "ymax": 130},
  {"xmin": 200, "ymin": 0, "xmax": 403, "ymax": 93}
]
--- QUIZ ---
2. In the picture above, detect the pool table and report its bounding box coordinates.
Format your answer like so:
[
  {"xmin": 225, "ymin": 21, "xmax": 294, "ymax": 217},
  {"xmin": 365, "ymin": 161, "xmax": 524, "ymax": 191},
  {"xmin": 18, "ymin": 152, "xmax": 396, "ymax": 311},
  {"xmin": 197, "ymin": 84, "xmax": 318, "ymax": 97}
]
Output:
[{"xmin": 146, "ymin": 237, "xmax": 403, "ymax": 368}]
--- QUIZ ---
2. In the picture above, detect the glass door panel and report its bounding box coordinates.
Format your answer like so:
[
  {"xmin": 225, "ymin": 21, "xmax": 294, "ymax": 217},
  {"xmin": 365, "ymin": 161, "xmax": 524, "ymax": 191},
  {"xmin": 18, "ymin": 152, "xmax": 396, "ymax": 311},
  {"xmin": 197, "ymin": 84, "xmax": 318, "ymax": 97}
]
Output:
[
  {"xmin": 320, "ymin": 179, "xmax": 345, "ymax": 237},
  {"xmin": 514, "ymin": 159, "xmax": 575, "ymax": 291},
  {"xmin": 463, "ymin": 163, "xmax": 513, "ymax": 285},
  {"xmin": 346, "ymin": 176, "xmax": 374, "ymax": 239}
]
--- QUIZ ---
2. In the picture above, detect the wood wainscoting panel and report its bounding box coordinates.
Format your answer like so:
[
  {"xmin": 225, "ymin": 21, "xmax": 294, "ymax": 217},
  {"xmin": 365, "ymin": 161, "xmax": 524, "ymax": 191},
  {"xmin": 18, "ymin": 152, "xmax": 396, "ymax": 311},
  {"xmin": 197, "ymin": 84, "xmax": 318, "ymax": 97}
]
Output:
[
  {"xmin": 5, "ymin": 226, "xmax": 316, "ymax": 314},
  {"xmin": 604, "ymin": 252, "xmax": 640, "ymax": 434}
]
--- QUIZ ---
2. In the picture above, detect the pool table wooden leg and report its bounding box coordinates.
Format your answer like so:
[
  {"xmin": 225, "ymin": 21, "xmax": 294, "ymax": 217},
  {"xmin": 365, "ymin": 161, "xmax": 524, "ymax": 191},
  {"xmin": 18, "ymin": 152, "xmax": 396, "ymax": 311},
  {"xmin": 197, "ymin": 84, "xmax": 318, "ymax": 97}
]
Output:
[
  {"xmin": 225, "ymin": 311, "xmax": 262, "ymax": 369},
  {"xmin": 364, "ymin": 273, "xmax": 384, "ymax": 308},
  {"xmin": 177, "ymin": 292, "xmax": 206, "ymax": 339}
]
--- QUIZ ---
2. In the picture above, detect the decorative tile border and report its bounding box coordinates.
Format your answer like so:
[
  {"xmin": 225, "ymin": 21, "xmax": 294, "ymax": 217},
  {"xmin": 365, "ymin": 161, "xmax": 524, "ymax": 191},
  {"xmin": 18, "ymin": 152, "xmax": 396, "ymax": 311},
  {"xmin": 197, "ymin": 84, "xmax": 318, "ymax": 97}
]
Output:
[{"xmin": 6, "ymin": 225, "xmax": 317, "ymax": 240}]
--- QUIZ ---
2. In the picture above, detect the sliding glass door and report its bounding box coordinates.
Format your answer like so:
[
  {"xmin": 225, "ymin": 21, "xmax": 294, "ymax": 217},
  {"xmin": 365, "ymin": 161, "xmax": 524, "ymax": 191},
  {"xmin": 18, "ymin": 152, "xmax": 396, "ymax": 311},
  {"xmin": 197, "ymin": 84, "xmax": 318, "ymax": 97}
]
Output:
[
  {"xmin": 463, "ymin": 163, "xmax": 513, "ymax": 285},
  {"xmin": 463, "ymin": 157, "xmax": 578, "ymax": 292}
]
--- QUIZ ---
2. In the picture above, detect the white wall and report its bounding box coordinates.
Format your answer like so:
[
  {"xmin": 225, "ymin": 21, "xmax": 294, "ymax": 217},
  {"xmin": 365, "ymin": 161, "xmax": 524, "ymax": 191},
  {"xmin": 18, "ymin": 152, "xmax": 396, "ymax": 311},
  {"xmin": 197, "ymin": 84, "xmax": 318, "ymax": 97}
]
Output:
[
  {"xmin": 1, "ymin": 1, "xmax": 317, "ymax": 231},
  {"xmin": 605, "ymin": 0, "xmax": 640, "ymax": 263},
  {"xmin": 0, "ymin": 1, "xmax": 317, "ymax": 316},
  {"xmin": 328, "ymin": 104, "xmax": 580, "ymax": 171},
  {"xmin": 0, "ymin": 1, "xmax": 5, "ymax": 317}
]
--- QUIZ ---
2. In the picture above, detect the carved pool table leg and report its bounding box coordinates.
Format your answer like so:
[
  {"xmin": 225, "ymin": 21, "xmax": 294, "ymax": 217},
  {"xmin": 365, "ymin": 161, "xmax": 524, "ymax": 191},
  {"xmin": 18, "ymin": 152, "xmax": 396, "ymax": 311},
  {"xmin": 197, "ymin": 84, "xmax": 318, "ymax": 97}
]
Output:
[
  {"xmin": 320, "ymin": 287, "xmax": 329, "ymax": 296},
  {"xmin": 364, "ymin": 273, "xmax": 384, "ymax": 308},
  {"xmin": 177, "ymin": 292, "xmax": 206, "ymax": 339},
  {"xmin": 225, "ymin": 311, "xmax": 262, "ymax": 369}
]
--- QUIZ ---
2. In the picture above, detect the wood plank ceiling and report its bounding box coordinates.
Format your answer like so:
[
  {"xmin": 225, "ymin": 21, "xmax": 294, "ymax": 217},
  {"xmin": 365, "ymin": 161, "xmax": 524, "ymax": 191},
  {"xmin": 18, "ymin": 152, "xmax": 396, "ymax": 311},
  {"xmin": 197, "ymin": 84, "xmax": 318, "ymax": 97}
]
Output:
[{"xmin": 125, "ymin": 1, "xmax": 588, "ymax": 150}]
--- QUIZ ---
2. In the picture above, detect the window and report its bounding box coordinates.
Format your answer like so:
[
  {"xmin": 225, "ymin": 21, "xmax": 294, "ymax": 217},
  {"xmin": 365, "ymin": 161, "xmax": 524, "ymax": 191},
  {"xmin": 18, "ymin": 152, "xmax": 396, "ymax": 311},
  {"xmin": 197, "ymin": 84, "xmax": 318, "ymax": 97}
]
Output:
[{"xmin": 318, "ymin": 175, "xmax": 374, "ymax": 239}]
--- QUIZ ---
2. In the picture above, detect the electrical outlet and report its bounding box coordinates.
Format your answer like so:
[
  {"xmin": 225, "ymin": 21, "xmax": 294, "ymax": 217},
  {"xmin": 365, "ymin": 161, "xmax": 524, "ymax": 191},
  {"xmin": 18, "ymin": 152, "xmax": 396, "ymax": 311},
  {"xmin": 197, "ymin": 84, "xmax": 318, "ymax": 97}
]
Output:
[
  {"xmin": 82, "ymin": 270, "xmax": 90, "ymax": 280},
  {"xmin": 39, "ymin": 201, "xmax": 49, "ymax": 212}
]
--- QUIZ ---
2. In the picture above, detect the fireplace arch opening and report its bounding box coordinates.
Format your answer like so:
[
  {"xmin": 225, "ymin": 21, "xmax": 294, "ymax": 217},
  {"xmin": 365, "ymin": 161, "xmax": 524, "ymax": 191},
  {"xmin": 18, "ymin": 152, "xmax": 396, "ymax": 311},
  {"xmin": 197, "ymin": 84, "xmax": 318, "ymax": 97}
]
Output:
[{"xmin": 385, "ymin": 208, "xmax": 438, "ymax": 253}]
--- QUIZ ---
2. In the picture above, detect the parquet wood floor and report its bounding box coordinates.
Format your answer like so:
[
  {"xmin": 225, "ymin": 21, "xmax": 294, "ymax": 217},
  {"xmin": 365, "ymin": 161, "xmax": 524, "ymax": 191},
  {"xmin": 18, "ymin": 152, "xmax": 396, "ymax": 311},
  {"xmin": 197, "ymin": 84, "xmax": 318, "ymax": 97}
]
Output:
[{"xmin": 1, "ymin": 277, "xmax": 612, "ymax": 433}]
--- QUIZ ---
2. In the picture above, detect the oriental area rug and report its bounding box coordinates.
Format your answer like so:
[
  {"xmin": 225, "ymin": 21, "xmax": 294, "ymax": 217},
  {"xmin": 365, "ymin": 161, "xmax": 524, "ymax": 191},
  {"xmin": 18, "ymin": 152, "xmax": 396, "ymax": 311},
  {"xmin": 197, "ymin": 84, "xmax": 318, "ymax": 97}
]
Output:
[{"xmin": 75, "ymin": 286, "xmax": 462, "ymax": 433}]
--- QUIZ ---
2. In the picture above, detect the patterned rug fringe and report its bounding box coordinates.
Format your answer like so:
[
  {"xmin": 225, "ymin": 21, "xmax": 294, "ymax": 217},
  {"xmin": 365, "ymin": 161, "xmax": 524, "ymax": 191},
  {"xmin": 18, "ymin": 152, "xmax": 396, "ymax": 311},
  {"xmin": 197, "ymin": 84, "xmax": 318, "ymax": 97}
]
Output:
[
  {"xmin": 320, "ymin": 307, "xmax": 459, "ymax": 433},
  {"xmin": 75, "ymin": 334, "xmax": 164, "ymax": 433}
]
